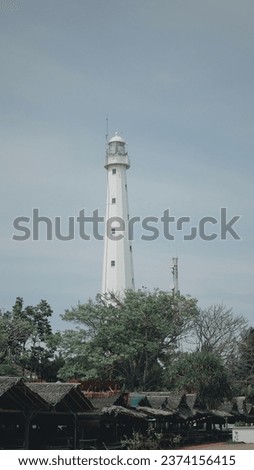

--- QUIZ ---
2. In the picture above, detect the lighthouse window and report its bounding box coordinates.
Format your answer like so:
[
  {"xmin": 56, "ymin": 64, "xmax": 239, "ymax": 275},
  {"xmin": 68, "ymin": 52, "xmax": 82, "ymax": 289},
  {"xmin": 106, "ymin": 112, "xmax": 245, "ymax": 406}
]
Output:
[
  {"xmin": 112, "ymin": 169, "xmax": 116, "ymax": 174},
  {"xmin": 129, "ymin": 246, "xmax": 132, "ymax": 252},
  {"xmin": 111, "ymin": 260, "xmax": 115, "ymax": 267},
  {"xmin": 111, "ymin": 228, "xmax": 116, "ymax": 234},
  {"xmin": 112, "ymin": 198, "xmax": 116, "ymax": 204}
]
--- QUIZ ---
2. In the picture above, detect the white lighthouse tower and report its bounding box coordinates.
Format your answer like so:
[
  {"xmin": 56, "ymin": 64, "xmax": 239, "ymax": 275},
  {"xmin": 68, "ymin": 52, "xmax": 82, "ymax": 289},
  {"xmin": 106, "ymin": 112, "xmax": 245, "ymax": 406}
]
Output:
[{"xmin": 102, "ymin": 132, "xmax": 135, "ymax": 295}]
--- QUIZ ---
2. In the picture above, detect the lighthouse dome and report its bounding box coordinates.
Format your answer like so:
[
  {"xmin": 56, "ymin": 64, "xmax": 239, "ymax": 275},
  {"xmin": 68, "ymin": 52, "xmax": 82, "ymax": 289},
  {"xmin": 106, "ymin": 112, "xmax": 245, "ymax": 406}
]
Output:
[
  {"xmin": 108, "ymin": 132, "xmax": 126, "ymax": 157},
  {"xmin": 108, "ymin": 132, "xmax": 126, "ymax": 144}
]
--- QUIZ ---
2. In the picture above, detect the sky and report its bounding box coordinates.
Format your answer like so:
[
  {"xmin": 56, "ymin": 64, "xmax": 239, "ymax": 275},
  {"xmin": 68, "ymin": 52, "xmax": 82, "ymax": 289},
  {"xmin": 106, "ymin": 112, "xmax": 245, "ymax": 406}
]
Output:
[{"xmin": 0, "ymin": 0, "xmax": 253, "ymax": 330}]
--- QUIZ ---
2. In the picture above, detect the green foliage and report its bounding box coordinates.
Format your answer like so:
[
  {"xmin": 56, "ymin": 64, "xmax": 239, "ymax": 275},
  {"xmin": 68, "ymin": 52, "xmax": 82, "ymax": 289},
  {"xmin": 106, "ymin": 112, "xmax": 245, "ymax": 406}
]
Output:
[
  {"xmin": 233, "ymin": 327, "xmax": 254, "ymax": 396},
  {"xmin": 0, "ymin": 298, "xmax": 62, "ymax": 380},
  {"xmin": 58, "ymin": 289, "xmax": 198, "ymax": 389},
  {"xmin": 122, "ymin": 426, "xmax": 181, "ymax": 450},
  {"xmin": 165, "ymin": 351, "xmax": 232, "ymax": 408},
  {"xmin": 122, "ymin": 426, "xmax": 162, "ymax": 450},
  {"xmin": 0, "ymin": 300, "xmax": 33, "ymax": 374}
]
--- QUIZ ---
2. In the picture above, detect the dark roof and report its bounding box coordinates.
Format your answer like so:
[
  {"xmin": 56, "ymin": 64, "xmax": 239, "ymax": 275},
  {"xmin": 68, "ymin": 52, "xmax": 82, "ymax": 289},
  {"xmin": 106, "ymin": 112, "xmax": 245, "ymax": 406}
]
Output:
[
  {"xmin": 147, "ymin": 396, "xmax": 168, "ymax": 409},
  {"xmin": 145, "ymin": 391, "xmax": 173, "ymax": 396},
  {"xmin": 218, "ymin": 400, "xmax": 238, "ymax": 414},
  {"xmin": 177, "ymin": 406, "xmax": 194, "ymax": 420},
  {"xmin": 143, "ymin": 392, "xmax": 169, "ymax": 409},
  {"xmin": 89, "ymin": 396, "xmax": 120, "ymax": 410},
  {"xmin": 137, "ymin": 406, "xmax": 175, "ymax": 418},
  {"xmin": 141, "ymin": 391, "xmax": 194, "ymax": 412},
  {"xmin": 164, "ymin": 391, "xmax": 186, "ymax": 410},
  {"xmin": 185, "ymin": 394, "xmax": 197, "ymax": 410},
  {"xmin": 0, "ymin": 377, "xmax": 20, "ymax": 397},
  {"xmin": 0, "ymin": 377, "xmax": 48, "ymax": 412},
  {"xmin": 28, "ymin": 383, "xmax": 76, "ymax": 404},
  {"xmin": 210, "ymin": 409, "xmax": 233, "ymax": 418},
  {"xmin": 27, "ymin": 382, "xmax": 93, "ymax": 412},
  {"xmin": 101, "ymin": 405, "xmax": 148, "ymax": 420},
  {"xmin": 219, "ymin": 399, "xmax": 253, "ymax": 418}
]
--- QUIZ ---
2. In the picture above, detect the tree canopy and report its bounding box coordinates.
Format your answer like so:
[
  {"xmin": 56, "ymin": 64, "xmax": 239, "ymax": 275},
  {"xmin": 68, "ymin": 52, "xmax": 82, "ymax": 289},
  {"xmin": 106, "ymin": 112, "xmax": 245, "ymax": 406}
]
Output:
[
  {"xmin": 0, "ymin": 292, "xmax": 251, "ymax": 407},
  {"xmin": 0, "ymin": 298, "xmax": 63, "ymax": 380},
  {"xmin": 234, "ymin": 327, "xmax": 254, "ymax": 398},
  {"xmin": 164, "ymin": 351, "xmax": 232, "ymax": 408},
  {"xmin": 58, "ymin": 289, "xmax": 198, "ymax": 389},
  {"xmin": 190, "ymin": 304, "xmax": 248, "ymax": 365}
]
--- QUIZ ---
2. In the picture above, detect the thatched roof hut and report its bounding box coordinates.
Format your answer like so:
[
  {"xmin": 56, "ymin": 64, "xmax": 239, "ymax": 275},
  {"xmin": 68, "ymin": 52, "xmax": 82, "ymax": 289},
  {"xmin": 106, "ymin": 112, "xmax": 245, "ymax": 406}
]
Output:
[
  {"xmin": 163, "ymin": 391, "xmax": 187, "ymax": 411},
  {"xmin": 0, "ymin": 377, "xmax": 20, "ymax": 397},
  {"xmin": 27, "ymin": 382, "xmax": 93, "ymax": 412},
  {"xmin": 0, "ymin": 377, "xmax": 48, "ymax": 413},
  {"xmin": 101, "ymin": 405, "xmax": 148, "ymax": 420},
  {"xmin": 89, "ymin": 396, "xmax": 118, "ymax": 409},
  {"xmin": 137, "ymin": 406, "xmax": 175, "ymax": 418},
  {"xmin": 209, "ymin": 409, "xmax": 233, "ymax": 419},
  {"xmin": 143, "ymin": 392, "xmax": 169, "ymax": 409},
  {"xmin": 185, "ymin": 393, "xmax": 206, "ymax": 410},
  {"xmin": 88, "ymin": 393, "xmax": 129, "ymax": 410}
]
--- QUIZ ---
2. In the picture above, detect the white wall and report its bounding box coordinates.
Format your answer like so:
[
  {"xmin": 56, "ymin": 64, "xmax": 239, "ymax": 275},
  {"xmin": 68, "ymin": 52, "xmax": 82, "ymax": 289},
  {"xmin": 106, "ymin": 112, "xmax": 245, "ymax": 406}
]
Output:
[{"xmin": 232, "ymin": 427, "xmax": 254, "ymax": 444}]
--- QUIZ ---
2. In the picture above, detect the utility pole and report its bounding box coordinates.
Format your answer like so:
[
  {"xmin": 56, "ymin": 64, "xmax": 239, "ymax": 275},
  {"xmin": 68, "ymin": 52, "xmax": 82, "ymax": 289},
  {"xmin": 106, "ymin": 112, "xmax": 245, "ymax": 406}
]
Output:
[{"xmin": 171, "ymin": 257, "xmax": 179, "ymax": 295}]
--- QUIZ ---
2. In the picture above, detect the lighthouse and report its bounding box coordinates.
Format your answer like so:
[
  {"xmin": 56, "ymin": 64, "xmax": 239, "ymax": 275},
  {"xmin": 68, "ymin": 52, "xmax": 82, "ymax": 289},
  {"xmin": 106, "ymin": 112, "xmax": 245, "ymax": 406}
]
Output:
[{"xmin": 102, "ymin": 132, "xmax": 135, "ymax": 295}]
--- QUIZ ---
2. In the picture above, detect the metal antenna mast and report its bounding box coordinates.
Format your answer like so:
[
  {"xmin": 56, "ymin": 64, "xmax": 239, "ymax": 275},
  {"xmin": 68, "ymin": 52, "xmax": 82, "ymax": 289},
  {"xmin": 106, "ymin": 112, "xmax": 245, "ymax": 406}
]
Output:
[
  {"xmin": 171, "ymin": 257, "xmax": 179, "ymax": 294},
  {"xmin": 105, "ymin": 114, "xmax": 109, "ymax": 155}
]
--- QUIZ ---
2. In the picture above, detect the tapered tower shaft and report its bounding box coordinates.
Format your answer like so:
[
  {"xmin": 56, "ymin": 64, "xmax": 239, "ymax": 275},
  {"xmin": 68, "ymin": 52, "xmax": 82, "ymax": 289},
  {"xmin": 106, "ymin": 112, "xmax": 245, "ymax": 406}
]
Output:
[{"xmin": 102, "ymin": 133, "xmax": 134, "ymax": 295}]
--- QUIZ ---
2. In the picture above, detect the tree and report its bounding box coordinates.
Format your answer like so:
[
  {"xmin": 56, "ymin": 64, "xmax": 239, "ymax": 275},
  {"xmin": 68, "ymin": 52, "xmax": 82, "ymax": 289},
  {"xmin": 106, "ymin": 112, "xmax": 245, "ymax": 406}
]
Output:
[
  {"xmin": 20, "ymin": 299, "xmax": 54, "ymax": 378},
  {"xmin": 58, "ymin": 289, "xmax": 198, "ymax": 390},
  {"xmin": 0, "ymin": 298, "xmax": 63, "ymax": 380},
  {"xmin": 233, "ymin": 327, "xmax": 254, "ymax": 399},
  {"xmin": 164, "ymin": 351, "xmax": 232, "ymax": 408},
  {"xmin": 0, "ymin": 301, "xmax": 33, "ymax": 375},
  {"xmin": 0, "ymin": 310, "xmax": 20, "ymax": 375},
  {"xmin": 190, "ymin": 304, "xmax": 248, "ymax": 366}
]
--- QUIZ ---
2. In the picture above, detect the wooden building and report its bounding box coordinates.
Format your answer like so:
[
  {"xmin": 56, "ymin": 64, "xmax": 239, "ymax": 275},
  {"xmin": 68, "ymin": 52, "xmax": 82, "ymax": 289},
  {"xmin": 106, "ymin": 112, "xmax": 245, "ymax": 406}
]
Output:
[
  {"xmin": 27, "ymin": 382, "xmax": 96, "ymax": 449},
  {"xmin": 0, "ymin": 377, "xmax": 48, "ymax": 449},
  {"xmin": 1, "ymin": 377, "xmax": 254, "ymax": 449}
]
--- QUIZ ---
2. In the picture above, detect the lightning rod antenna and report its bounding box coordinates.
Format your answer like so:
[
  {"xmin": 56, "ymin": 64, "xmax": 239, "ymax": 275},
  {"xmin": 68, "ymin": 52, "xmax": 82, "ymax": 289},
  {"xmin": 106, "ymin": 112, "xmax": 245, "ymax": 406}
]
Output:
[
  {"xmin": 105, "ymin": 114, "xmax": 109, "ymax": 156},
  {"xmin": 171, "ymin": 257, "xmax": 179, "ymax": 295}
]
